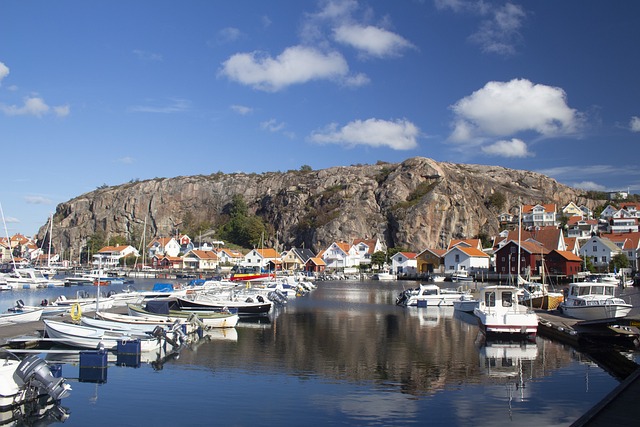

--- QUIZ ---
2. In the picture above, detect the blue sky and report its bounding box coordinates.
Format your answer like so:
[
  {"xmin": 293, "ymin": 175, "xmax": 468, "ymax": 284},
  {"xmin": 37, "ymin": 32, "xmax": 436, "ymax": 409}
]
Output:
[{"xmin": 1, "ymin": 0, "xmax": 639, "ymax": 237}]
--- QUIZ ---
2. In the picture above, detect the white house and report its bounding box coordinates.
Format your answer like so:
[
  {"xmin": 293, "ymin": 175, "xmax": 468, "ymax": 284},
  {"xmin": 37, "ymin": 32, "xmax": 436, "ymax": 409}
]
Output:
[
  {"xmin": 599, "ymin": 204, "xmax": 619, "ymax": 220},
  {"xmin": 522, "ymin": 204, "xmax": 557, "ymax": 228},
  {"xmin": 391, "ymin": 252, "xmax": 417, "ymax": 275},
  {"xmin": 578, "ymin": 236, "xmax": 622, "ymax": 269},
  {"xmin": 147, "ymin": 237, "xmax": 182, "ymax": 258},
  {"xmin": 321, "ymin": 242, "xmax": 354, "ymax": 269},
  {"xmin": 93, "ymin": 245, "xmax": 140, "ymax": 268},
  {"xmin": 349, "ymin": 238, "xmax": 386, "ymax": 267},
  {"xmin": 215, "ymin": 248, "xmax": 244, "ymax": 266},
  {"xmin": 607, "ymin": 232, "xmax": 640, "ymax": 272},
  {"xmin": 566, "ymin": 216, "xmax": 599, "ymax": 241},
  {"xmin": 182, "ymin": 250, "xmax": 219, "ymax": 270},
  {"xmin": 443, "ymin": 246, "xmax": 490, "ymax": 272},
  {"xmin": 242, "ymin": 248, "xmax": 280, "ymax": 270}
]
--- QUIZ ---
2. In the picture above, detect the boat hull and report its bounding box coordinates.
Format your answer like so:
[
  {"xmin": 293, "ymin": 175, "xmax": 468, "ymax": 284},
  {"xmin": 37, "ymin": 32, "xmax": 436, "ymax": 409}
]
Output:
[
  {"xmin": 175, "ymin": 296, "xmax": 272, "ymax": 315},
  {"xmin": 560, "ymin": 303, "xmax": 632, "ymax": 321}
]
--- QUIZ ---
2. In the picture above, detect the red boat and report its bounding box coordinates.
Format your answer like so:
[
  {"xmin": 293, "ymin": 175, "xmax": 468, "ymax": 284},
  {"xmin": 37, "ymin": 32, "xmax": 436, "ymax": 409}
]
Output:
[{"xmin": 229, "ymin": 266, "xmax": 275, "ymax": 282}]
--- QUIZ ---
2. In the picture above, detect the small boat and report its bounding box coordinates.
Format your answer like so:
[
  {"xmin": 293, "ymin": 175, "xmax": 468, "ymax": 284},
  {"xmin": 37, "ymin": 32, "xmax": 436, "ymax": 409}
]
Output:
[
  {"xmin": 396, "ymin": 284, "xmax": 469, "ymax": 307},
  {"xmin": 5, "ymin": 268, "xmax": 64, "ymax": 289},
  {"xmin": 43, "ymin": 319, "xmax": 164, "ymax": 351},
  {"xmin": 9, "ymin": 299, "xmax": 69, "ymax": 317},
  {"xmin": 94, "ymin": 311, "xmax": 200, "ymax": 335},
  {"xmin": 559, "ymin": 282, "xmax": 632, "ymax": 321},
  {"xmin": 127, "ymin": 301, "xmax": 239, "ymax": 328},
  {"xmin": 0, "ymin": 350, "xmax": 71, "ymax": 410},
  {"xmin": 372, "ymin": 271, "xmax": 397, "ymax": 281},
  {"xmin": 0, "ymin": 307, "xmax": 44, "ymax": 325},
  {"xmin": 450, "ymin": 270, "xmax": 473, "ymax": 283},
  {"xmin": 452, "ymin": 294, "xmax": 480, "ymax": 313},
  {"xmin": 474, "ymin": 285, "xmax": 538, "ymax": 340},
  {"xmin": 517, "ymin": 279, "xmax": 564, "ymax": 311},
  {"xmin": 174, "ymin": 294, "xmax": 272, "ymax": 316}
]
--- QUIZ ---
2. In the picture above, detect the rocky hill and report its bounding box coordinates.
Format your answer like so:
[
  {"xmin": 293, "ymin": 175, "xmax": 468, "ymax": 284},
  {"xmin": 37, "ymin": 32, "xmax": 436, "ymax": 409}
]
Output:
[{"xmin": 39, "ymin": 157, "xmax": 597, "ymax": 254}]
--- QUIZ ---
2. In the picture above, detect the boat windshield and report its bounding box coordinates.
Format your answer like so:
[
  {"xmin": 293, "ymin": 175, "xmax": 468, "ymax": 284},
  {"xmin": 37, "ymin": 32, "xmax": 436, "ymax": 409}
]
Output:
[
  {"xmin": 485, "ymin": 292, "xmax": 496, "ymax": 307},
  {"xmin": 501, "ymin": 292, "xmax": 513, "ymax": 307}
]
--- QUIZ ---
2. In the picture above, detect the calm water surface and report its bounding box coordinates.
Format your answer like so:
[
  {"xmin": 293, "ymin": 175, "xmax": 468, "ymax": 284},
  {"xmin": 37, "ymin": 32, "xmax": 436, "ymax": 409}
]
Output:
[{"xmin": 2, "ymin": 278, "xmax": 639, "ymax": 426}]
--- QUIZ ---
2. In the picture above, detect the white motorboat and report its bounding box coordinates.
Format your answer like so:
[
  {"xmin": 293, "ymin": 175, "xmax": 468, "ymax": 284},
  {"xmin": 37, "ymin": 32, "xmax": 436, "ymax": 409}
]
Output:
[
  {"xmin": 372, "ymin": 272, "xmax": 397, "ymax": 281},
  {"xmin": 127, "ymin": 301, "xmax": 239, "ymax": 328},
  {"xmin": 0, "ymin": 350, "xmax": 71, "ymax": 410},
  {"xmin": 5, "ymin": 268, "xmax": 64, "ymax": 289},
  {"xmin": 0, "ymin": 307, "xmax": 43, "ymax": 325},
  {"xmin": 175, "ymin": 293, "xmax": 272, "ymax": 316},
  {"xmin": 474, "ymin": 285, "xmax": 538, "ymax": 340},
  {"xmin": 95, "ymin": 311, "xmax": 199, "ymax": 334},
  {"xmin": 452, "ymin": 294, "xmax": 480, "ymax": 313},
  {"xmin": 450, "ymin": 270, "xmax": 473, "ymax": 283},
  {"xmin": 396, "ymin": 283, "xmax": 469, "ymax": 307},
  {"xmin": 559, "ymin": 282, "xmax": 632, "ymax": 321},
  {"xmin": 43, "ymin": 319, "xmax": 164, "ymax": 351}
]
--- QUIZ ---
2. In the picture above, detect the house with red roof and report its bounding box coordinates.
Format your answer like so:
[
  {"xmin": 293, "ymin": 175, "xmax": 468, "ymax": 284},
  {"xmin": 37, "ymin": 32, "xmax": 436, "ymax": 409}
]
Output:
[
  {"xmin": 242, "ymin": 248, "xmax": 281, "ymax": 270},
  {"xmin": 183, "ymin": 250, "xmax": 219, "ymax": 270},
  {"xmin": 391, "ymin": 252, "xmax": 417, "ymax": 275},
  {"xmin": 147, "ymin": 237, "xmax": 181, "ymax": 258},
  {"xmin": 94, "ymin": 245, "xmax": 140, "ymax": 267},
  {"xmin": 416, "ymin": 248, "xmax": 446, "ymax": 275},
  {"xmin": 349, "ymin": 238, "xmax": 386, "ymax": 267},
  {"xmin": 494, "ymin": 239, "xmax": 549, "ymax": 278},
  {"xmin": 521, "ymin": 204, "xmax": 558, "ymax": 228},
  {"xmin": 607, "ymin": 232, "xmax": 640, "ymax": 271},
  {"xmin": 320, "ymin": 241, "xmax": 353, "ymax": 269},
  {"xmin": 545, "ymin": 250, "xmax": 583, "ymax": 278},
  {"xmin": 566, "ymin": 216, "xmax": 599, "ymax": 241},
  {"xmin": 443, "ymin": 245, "xmax": 490, "ymax": 273}
]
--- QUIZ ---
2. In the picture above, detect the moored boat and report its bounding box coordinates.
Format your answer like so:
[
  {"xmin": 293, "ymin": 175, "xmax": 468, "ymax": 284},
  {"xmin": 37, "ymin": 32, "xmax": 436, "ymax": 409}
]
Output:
[
  {"xmin": 174, "ymin": 293, "xmax": 272, "ymax": 316},
  {"xmin": 474, "ymin": 285, "xmax": 538, "ymax": 340},
  {"xmin": 0, "ymin": 307, "xmax": 44, "ymax": 324},
  {"xmin": 559, "ymin": 281, "xmax": 632, "ymax": 321},
  {"xmin": 127, "ymin": 301, "xmax": 239, "ymax": 328},
  {"xmin": 396, "ymin": 283, "xmax": 469, "ymax": 307}
]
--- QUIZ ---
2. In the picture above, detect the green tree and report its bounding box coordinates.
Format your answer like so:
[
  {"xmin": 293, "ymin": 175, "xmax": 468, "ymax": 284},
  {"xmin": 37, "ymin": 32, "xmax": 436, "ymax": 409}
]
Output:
[
  {"xmin": 610, "ymin": 253, "xmax": 630, "ymax": 271},
  {"xmin": 371, "ymin": 251, "xmax": 387, "ymax": 269},
  {"xmin": 486, "ymin": 191, "xmax": 506, "ymax": 210},
  {"xmin": 300, "ymin": 165, "xmax": 313, "ymax": 172},
  {"xmin": 218, "ymin": 195, "xmax": 266, "ymax": 248}
]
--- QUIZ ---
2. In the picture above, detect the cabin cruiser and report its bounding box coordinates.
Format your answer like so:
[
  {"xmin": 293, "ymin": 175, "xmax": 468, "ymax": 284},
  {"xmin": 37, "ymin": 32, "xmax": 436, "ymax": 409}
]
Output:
[
  {"xmin": 559, "ymin": 282, "xmax": 632, "ymax": 321},
  {"xmin": 396, "ymin": 284, "xmax": 469, "ymax": 307},
  {"xmin": 474, "ymin": 285, "xmax": 538, "ymax": 340}
]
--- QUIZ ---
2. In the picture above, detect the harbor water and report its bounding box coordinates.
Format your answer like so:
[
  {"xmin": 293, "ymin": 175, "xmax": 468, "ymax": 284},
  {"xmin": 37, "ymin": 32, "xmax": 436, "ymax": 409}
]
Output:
[{"xmin": 1, "ymin": 278, "xmax": 640, "ymax": 426}]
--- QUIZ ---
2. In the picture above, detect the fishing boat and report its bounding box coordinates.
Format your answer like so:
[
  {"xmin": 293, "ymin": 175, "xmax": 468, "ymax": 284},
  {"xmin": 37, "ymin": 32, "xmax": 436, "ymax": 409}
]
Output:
[
  {"xmin": 559, "ymin": 282, "xmax": 632, "ymax": 321},
  {"xmin": 473, "ymin": 285, "xmax": 538, "ymax": 340},
  {"xmin": 0, "ymin": 307, "xmax": 44, "ymax": 325},
  {"xmin": 43, "ymin": 319, "xmax": 164, "ymax": 351},
  {"xmin": 0, "ymin": 350, "xmax": 71, "ymax": 411},
  {"xmin": 395, "ymin": 283, "xmax": 470, "ymax": 307},
  {"xmin": 127, "ymin": 301, "xmax": 239, "ymax": 328}
]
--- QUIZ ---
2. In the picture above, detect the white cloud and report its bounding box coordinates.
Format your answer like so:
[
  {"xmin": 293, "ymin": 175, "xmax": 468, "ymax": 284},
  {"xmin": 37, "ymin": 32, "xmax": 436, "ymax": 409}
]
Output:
[
  {"xmin": 470, "ymin": 3, "xmax": 526, "ymax": 55},
  {"xmin": 630, "ymin": 116, "xmax": 640, "ymax": 132},
  {"xmin": 118, "ymin": 156, "xmax": 134, "ymax": 164},
  {"xmin": 0, "ymin": 61, "xmax": 9, "ymax": 85},
  {"xmin": 24, "ymin": 195, "xmax": 52, "ymax": 205},
  {"xmin": 310, "ymin": 118, "xmax": 419, "ymax": 150},
  {"xmin": 4, "ymin": 216, "xmax": 19, "ymax": 223},
  {"xmin": 260, "ymin": 119, "xmax": 286, "ymax": 132},
  {"xmin": 481, "ymin": 138, "xmax": 532, "ymax": 157},
  {"xmin": 572, "ymin": 181, "xmax": 606, "ymax": 191},
  {"xmin": 217, "ymin": 27, "xmax": 243, "ymax": 44},
  {"xmin": 231, "ymin": 104, "xmax": 253, "ymax": 115},
  {"xmin": 54, "ymin": 104, "xmax": 70, "ymax": 117},
  {"xmin": 449, "ymin": 79, "xmax": 580, "ymax": 142},
  {"xmin": 133, "ymin": 49, "xmax": 163, "ymax": 61},
  {"xmin": 1, "ymin": 96, "xmax": 50, "ymax": 117},
  {"xmin": 219, "ymin": 45, "xmax": 358, "ymax": 91},
  {"xmin": 333, "ymin": 24, "xmax": 414, "ymax": 58},
  {"xmin": 128, "ymin": 98, "xmax": 190, "ymax": 113}
]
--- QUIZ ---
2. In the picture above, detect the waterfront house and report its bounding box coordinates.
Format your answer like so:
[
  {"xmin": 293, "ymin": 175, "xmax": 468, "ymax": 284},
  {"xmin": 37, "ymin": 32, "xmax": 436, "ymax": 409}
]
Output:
[
  {"xmin": 544, "ymin": 250, "xmax": 583, "ymax": 278},
  {"xmin": 391, "ymin": 252, "xmax": 417, "ymax": 275},
  {"xmin": 521, "ymin": 204, "xmax": 558, "ymax": 228},
  {"xmin": 349, "ymin": 238, "xmax": 386, "ymax": 267},
  {"xmin": 321, "ymin": 242, "xmax": 354, "ymax": 269},
  {"xmin": 243, "ymin": 248, "xmax": 280, "ymax": 270},
  {"xmin": 94, "ymin": 245, "xmax": 140, "ymax": 268},
  {"xmin": 416, "ymin": 248, "xmax": 446, "ymax": 274},
  {"xmin": 305, "ymin": 257, "xmax": 326, "ymax": 273},
  {"xmin": 147, "ymin": 237, "xmax": 182, "ymax": 258},
  {"xmin": 493, "ymin": 227, "xmax": 565, "ymax": 253},
  {"xmin": 151, "ymin": 255, "xmax": 183, "ymax": 269},
  {"xmin": 443, "ymin": 245, "xmax": 490, "ymax": 273},
  {"xmin": 281, "ymin": 247, "xmax": 316, "ymax": 271},
  {"xmin": 493, "ymin": 240, "xmax": 549, "ymax": 278},
  {"xmin": 578, "ymin": 236, "xmax": 622, "ymax": 270},
  {"xmin": 182, "ymin": 250, "xmax": 219, "ymax": 270},
  {"xmin": 214, "ymin": 248, "xmax": 244, "ymax": 266}
]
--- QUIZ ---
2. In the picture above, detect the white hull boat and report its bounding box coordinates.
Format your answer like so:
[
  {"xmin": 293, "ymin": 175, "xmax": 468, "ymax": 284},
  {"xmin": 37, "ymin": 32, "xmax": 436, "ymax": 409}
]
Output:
[
  {"xmin": 474, "ymin": 285, "xmax": 538, "ymax": 340},
  {"xmin": 0, "ymin": 350, "xmax": 71, "ymax": 410},
  {"xmin": 43, "ymin": 319, "xmax": 163, "ymax": 351},
  {"xmin": 396, "ymin": 284, "xmax": 469, "ymax": 307},
  {"xmin": 127, "ymin": 302, "xmax": 239, "ymax": 328},
  {"xmin": 0, "ymin": 308, "xmax": 44, "ymax": 325},
  {"xmin": 452, "ymin": 294, "xmax": 479, "ymax": 313},
  {"xmin": 560, "ymin": 282, "xmax": 632, "ymax": 320}
]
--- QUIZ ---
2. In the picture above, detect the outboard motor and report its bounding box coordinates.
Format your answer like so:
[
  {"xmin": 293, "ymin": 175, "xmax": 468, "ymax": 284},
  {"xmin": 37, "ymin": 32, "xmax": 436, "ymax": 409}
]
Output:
[
  {"xmin": 16, "ymin": 299, "xmax": 25, "ymax": 308},
  {"xmin": 15, "ymin": 355, "xmax": 72, "ymax": 401}
]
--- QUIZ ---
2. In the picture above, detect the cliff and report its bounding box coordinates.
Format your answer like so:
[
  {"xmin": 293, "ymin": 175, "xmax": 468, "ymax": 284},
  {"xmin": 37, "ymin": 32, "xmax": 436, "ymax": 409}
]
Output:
[{"xmin": 39, "ymin": 157, "xmax": 594, "ymax": 253}]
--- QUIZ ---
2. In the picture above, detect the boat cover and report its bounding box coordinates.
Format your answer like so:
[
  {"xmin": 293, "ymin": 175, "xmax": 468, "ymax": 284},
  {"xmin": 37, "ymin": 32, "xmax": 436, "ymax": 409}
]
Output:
[
  {"xmin": 151, "ymin": 283, "xmax": 174, "ymax": 292},
  {"xmin": 145, "ymin": 300, "xmax": 171, "ymax": 314}
]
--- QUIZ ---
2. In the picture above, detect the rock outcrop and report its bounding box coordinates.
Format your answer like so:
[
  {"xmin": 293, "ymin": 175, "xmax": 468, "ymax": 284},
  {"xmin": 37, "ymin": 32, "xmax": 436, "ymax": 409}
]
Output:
[{"xmin": 39, "ymin": 157, "xmax": 596, "ymax": 253}]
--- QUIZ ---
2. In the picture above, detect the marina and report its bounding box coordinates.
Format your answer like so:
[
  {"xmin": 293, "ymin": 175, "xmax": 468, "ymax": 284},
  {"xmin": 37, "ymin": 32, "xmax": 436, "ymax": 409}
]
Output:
[{"xmin": 0, "ymin": 277, "xmax": 639, "ymax": 426}]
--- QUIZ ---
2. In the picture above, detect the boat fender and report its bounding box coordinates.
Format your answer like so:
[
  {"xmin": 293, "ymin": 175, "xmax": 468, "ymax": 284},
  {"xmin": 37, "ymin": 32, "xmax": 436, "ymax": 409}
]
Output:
[
  {"xmin": 70, "ymin": 303, "xmax": 82, "ymax": 322},
  {"xmin": 245, "ymin": 297, "xmax": 254, "ymax": 303},
  {"xmin": 257, "ymin": 295, "xmax": 264, "ymax": 303}
]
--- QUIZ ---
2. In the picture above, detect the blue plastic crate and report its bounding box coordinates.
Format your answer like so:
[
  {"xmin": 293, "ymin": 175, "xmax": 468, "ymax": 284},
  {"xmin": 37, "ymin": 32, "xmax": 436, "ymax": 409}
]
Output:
[
  {"xmin": 79, "ymin": 350, "xmax": 108, "ymax": 383},
  {"xmin": 417, "ymin": 300, "xmax": 427, "ymax": 308}
]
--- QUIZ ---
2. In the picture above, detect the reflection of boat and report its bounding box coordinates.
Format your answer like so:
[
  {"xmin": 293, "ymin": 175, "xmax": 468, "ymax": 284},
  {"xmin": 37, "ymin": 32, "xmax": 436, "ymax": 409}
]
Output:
[
  {"xmin": 559, "ymin": 282, "xmax": 632, "ymax": 320},
  {"xmin": 478, "ymin": 340, "xmax": 538, "ymax": 377},
  {"xmin": 0, "ymin": 350, "xmax": 71, "ymax": 411},
  {"xmin": 396, "ymin": 283, "xmax": 469, "ymax": 307},
  {"xmin": 408, "ymin": 306, "xmax": 454, "ymax": 327},
  {"xmin": 474, "ymin": 285, "xmax": 538, "ymax": 340}
]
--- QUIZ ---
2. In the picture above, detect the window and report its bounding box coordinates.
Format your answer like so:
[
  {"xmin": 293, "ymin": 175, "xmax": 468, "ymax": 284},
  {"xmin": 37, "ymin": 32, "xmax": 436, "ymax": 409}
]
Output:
[
  {"xmin": 485, "ymin": 292, "xmax": 496, "ymax": 307},
  {"xmin": 455, "ymin": 254, "xmax": 460, "ymax": 262},
  {"xmin": 502, "ymin": 292, "xmax": 513, "ymax": 307},
  {"xmin": 593, "ymin": 246, "xmax": 597, "ymax": 252}
]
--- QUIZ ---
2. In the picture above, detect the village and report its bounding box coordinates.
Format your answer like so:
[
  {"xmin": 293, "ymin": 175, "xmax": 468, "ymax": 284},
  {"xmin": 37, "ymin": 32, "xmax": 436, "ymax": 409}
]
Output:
[{"xmin": 2, "ymin": 199, "xmax": 639, "ymax": 286}]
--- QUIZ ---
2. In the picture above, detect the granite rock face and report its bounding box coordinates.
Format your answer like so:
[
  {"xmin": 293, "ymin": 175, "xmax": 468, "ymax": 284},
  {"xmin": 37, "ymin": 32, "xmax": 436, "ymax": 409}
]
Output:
[{"xmin": 40, "ymin": 157, "xmax": 594, "ymax": 253}]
